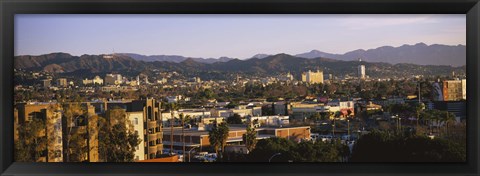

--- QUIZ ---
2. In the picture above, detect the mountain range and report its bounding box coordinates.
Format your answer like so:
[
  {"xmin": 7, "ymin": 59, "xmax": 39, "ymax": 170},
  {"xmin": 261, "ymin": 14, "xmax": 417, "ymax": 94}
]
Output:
[
  {"xmin": 293, "ymin": 43, "xmax": 466, "ymax": 66},
  {"xmin": 112, "ymin": 43, "xmax": 465, "ymax": 66},
  {"xmin": 14, "ymin": 51, "xmax": 465, "ymax": 80},
  {"xmin": 119, "ymin": 53, "xmax": 236, "ymax": 64}
]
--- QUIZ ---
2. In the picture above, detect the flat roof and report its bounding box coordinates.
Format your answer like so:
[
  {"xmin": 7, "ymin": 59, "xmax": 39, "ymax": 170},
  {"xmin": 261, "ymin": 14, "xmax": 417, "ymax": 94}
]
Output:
[{"xmin": 162, "ymin": 126, "xmax": 310, "ymax": 136}]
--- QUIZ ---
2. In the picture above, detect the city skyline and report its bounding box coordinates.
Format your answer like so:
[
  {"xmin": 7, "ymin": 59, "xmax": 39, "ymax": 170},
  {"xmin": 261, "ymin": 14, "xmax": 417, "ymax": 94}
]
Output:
[{"xmin": 15, "ymin": 14, "xmax": 465, "ymax": 59}]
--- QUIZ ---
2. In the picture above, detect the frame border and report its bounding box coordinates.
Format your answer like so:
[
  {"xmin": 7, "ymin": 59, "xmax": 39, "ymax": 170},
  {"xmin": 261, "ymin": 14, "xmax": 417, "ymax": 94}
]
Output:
[{"xmin": 1, "ymin": 0, "xmax": 479, "ymax": 175}]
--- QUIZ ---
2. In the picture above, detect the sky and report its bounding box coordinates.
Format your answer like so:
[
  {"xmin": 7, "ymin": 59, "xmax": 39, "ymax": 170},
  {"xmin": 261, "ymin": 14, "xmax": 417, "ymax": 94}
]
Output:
[{"xmin": 14, "ymin": 14, "xmax": 466, "ymax": 59}]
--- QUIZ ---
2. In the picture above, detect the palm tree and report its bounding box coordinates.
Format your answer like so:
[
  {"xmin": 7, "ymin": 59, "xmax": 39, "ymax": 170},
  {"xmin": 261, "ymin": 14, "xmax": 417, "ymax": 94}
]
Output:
[
  {"xmin": 431, "ymin": 110, "xmax": 442, "ymax": 135},
  {"xmin": 165, "ymin": 103, "xmax": 178, "ymax": 154},
  {"xmin": 208, "ymin": 122, "xmax": 229, "ymax": 160},
  {"xmin": 419, "ymin": 111, "xmax": 432, "ymax": 134},
  {"xmin": 415, "ymin": 103, "xmax": 425, "ymax": 128},
  {"xmin": 442, "ymin": 111, "xmax": 456, "ymax": 136},
  {"xmin": 179, "ymin": 114, "xmax": 191, "ymax": 162},
  {"xmin": 243, "ymin": 120, "xmax": 257, "ymax": 152}
]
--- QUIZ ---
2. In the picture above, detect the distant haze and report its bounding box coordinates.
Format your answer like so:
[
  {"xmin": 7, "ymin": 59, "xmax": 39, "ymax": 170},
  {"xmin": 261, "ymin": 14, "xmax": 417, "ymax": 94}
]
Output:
[{"xmin": 15, "ymin": 14, "xmax": 465, "ymax": 62}]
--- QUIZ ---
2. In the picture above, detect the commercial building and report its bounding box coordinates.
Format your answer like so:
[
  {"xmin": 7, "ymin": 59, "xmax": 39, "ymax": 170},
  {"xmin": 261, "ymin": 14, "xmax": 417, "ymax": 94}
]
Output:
[
  {"xmin": 358, "ymin": 65, "xmax": 366, "ymax": 79},
  {"xmin": 291, "ymin": 100, "xmax": 354, "ymax": 120},
  {"xmin": 56, "ymin": 78, "xmax": 68, "ymax": 87},
  {"xmin": 442, "ymin": 79, "xmax": 466, "ymax": 101},
  {"xmin": 431, "ymin": 101, "xmax": 466, "ymax": 122},
  {"xmin": 162, "ymin": 125, "xmax": 311, "ymax": 153},
  {"xmin": 83, "ymin": 76, "xmax": 104, "ymax": 85},
  {"xmin": 357, "ymin": 58, "xmax": 366, "ymax": 79},
  {"xmin": 101, "ymin": 85, "xmax": 138, "ymax": 92},
  {"xmin": 42, "ymin": 79, "xmax": 51, "ymax": 88},
  {"xmin": 210, "ymin": 106, "xmax": 262, "ymax": 118},
  {"xmin": 248, "ymin": 116, "xmax": 290, "ymax": 127},
  {"xmin": 301, "ymin": 70, "xmax": 324, "ymax": 84},
  {"xmin": 105, "ymin": 74, "xmax": 123, "ymax": 85}
]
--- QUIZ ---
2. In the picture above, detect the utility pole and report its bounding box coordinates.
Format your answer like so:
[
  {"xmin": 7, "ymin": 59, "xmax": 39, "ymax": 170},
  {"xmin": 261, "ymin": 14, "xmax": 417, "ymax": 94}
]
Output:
[{"xmin": 170, "ymin": 110, "xmax": 174, "ymax": 155}]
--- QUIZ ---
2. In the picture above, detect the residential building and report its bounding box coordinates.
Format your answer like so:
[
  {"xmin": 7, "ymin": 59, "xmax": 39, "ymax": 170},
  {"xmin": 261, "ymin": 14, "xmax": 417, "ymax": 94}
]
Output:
[
  {"xmin": 126, "ymin": 111, "xmax": 145, "ymax": 161},
  {"xmin": 127, "ymin": 99, "xmax": 164, "ymax": 160},
  {"xmin": 62, "ymin": 103, "xmax": 99, "ymax": 162},
  {"xmin": 16, "ymin": 103, "xmax": 64, "ymax": 162}
]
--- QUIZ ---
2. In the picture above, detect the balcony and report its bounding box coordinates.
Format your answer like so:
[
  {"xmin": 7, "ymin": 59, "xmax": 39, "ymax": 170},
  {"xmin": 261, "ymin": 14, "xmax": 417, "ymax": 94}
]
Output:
[
  {"xmin": 156, "ymin": 145, "xmax": 163, "ymax": 153},
  {"xmin": 148, "ymin": 121, "xmax": 157, "ymax": 128},
  {"xmin": 157, "ymin": 132, "xmax": 163, "ymax": 139},
  {"xmin": 148, "ymin": 146, "xmax": 157, "ymax": 153},
  {"xmin": 148, "ymin": 133, "xmax": 157, "ymax": 141}
]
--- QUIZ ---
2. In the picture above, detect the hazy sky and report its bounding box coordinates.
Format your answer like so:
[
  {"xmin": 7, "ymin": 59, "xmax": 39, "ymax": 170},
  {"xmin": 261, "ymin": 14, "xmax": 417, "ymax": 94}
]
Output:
[{"xmin": 15, "ymin": 14, "xmax": 466, "ymax": 59}]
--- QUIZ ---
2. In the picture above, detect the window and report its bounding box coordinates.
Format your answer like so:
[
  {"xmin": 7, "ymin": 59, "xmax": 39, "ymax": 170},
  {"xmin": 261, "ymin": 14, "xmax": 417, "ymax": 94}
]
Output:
[{"xmin": 134, "ymin": 118, "xmax": 138, "ymax": 125}]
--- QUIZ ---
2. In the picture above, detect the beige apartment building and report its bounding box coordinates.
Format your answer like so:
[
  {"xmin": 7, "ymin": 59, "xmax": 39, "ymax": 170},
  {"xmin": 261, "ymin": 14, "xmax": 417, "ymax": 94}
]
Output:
[{"xmin": 301, "ymin": 70, "xmax": 324, "ymax": 84}]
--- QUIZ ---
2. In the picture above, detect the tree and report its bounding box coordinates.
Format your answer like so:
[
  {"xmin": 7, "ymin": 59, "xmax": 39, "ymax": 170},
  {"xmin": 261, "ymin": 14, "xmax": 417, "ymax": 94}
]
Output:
[
  {"xmin": 415, "ymin": 103, "xmax": 425, "ymax": 129},
  {"xmin": 63, "ymin": 103, "xmax": 89, "ymax": 162},
  {"xmin": 165, "ymin": 103, "xmax": 179, "ymax": 154},
  {"xmin": 104, "ymin": 123, "xmax": 141, "ymax": 162},
  {"xmin": 351, "ymin": 130, "xmax": 465, "ymax": 162},
  {"xmin": 98, "ymin": 109, "xmax": 142, "ymax": 162},
  {"xmin": 243, "ymin": 122, "xmax": 257, "ymax": 152},
  {"xmin": 442, "ymin": 112, "xmax": 456, "ymax": 136},
  {"xmin": 15, "ymin": 117, "xmax": 46, "ymax": 162},
  {"xmin": 208, "ymin": 122, "xmax": 229, "ymax": 160},
  {"xmin": 226, "ymin": 113, "xmax": 243, "ymax": 124}
]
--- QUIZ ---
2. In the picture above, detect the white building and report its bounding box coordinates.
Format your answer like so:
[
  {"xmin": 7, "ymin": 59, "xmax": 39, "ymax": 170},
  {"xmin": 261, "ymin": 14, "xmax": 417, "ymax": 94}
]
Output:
[
  {"xmin": 83, "ymin": 76, "xmax": 104, "ymax": 86},
  {"xmin": 249, "ymin": 115, "xmax": 289, "ymax": 127},
  {"xmin": 105, "ymin": 74, "xmax": 123, "ymax": 85},
  {"xmin": 358, "ymin": 65, "xmax": 366, "ymax": 79},
  {"xmin": 126, "ymin": 111, "xmax": 145, "ymax": 161}
]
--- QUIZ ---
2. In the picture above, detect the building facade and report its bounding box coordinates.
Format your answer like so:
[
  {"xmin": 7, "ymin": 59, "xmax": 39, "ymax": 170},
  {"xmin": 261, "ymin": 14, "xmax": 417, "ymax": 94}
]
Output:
[
  {"xmin": 442, "ymin": 79, "xmax": 466, "ymax": 101},
  {"xmin": 302, "ymin": 70, "xmax": 324, "ymax": 84}
]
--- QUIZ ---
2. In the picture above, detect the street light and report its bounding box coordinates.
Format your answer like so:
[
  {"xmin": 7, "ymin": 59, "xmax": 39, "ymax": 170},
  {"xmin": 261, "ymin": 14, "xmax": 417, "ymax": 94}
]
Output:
[
  {"xmin": 188, "ymin": 146, "xmax": 198, "ymax": 162},
  {"xmin": 347, "ymin": 119, "xmax": 350, "ymax": 141},
  {"xmin": 269, "ymin": 153, "xmax": 282, "ymax": 162}
]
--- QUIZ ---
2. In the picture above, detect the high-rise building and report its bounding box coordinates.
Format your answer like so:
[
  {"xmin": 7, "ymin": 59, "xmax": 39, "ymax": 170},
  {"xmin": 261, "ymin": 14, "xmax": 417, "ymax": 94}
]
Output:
[
  {"xmin": 302, "ymin": 70, "xmax": 323, "ymax": 84},
  {"xmin": 127, "ymin": 99, "xmax": 163, "ymax": 160},
  {"xmin": 16, "ymin": 103, "xmax": 64, "ymax": 162},
  {"xmin": 358, "ymin": 65, "xmax": 366, "ymax": 79},
  {"xmin": 62, "ymin": 103, "xmax": 99, "ymax": 162},
  {"xmin": 462, "ymin": 79, "xmax": 466, "ymax": 100},
  {"xmin": 442, "ymin": 79, "xmax": 466, "ymax": 101},
  {"xmin": 126, "ymin": 111, "xmax": 145, "ymax": 161}
]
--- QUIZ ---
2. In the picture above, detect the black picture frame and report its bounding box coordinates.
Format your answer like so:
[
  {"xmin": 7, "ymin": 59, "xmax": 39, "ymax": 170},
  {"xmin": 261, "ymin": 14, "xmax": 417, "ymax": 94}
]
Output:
[{"xmin": 1, "ymin": 0, "xmax": 479, "ymax": 175}]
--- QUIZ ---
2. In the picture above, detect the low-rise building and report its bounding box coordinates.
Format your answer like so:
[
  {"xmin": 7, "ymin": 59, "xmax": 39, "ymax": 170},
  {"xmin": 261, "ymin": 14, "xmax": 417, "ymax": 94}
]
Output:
[{"xmin": 162, "ymin": 125, "xmax": 311, "ymax": 153}]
